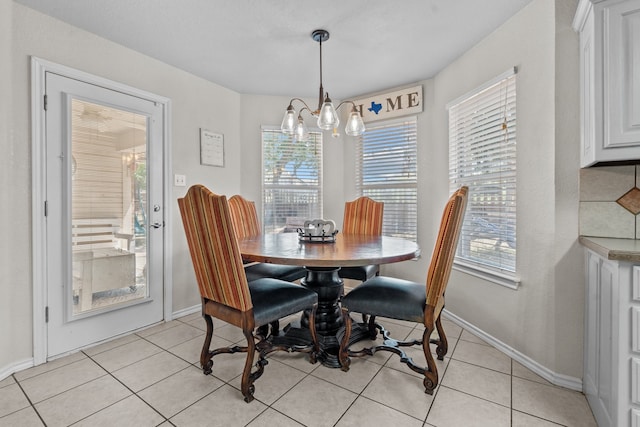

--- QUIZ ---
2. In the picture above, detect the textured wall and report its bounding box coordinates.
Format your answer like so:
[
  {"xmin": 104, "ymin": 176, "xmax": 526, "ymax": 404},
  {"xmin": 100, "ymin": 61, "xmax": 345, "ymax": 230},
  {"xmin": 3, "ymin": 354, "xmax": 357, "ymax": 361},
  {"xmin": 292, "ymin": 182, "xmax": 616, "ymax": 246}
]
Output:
[{"xmin": 3, "ymin": 2, "xmax": 243, "ymax": 373}]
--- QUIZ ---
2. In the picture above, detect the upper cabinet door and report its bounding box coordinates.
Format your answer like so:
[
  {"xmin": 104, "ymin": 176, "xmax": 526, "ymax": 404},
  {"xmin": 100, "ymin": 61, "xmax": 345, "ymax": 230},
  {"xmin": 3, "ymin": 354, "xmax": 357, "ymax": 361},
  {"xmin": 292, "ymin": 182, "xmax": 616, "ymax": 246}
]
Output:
[
  {"xmin": 575, "ymin": 0, "xmax": 640, "ymax": 167},
  {"xmin": 604, "ymin": 0, "xmax": 640, "ymax": 148}
]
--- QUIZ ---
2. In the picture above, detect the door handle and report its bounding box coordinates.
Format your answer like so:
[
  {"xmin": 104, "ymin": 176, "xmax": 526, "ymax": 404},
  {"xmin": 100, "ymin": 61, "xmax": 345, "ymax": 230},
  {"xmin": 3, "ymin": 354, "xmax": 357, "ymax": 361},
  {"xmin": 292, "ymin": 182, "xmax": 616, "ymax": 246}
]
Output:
[{"xmin": 151, "ymin": 221, "xmax": 164, "ymax": 229}]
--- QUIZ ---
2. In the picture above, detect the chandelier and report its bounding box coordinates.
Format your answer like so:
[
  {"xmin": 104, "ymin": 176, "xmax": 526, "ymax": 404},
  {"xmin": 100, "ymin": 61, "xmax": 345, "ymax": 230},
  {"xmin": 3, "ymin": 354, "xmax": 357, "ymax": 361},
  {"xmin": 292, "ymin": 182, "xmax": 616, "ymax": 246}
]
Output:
[{"xmin": 280, "ymin": 29, "xmax": 366, "ymax": 141}]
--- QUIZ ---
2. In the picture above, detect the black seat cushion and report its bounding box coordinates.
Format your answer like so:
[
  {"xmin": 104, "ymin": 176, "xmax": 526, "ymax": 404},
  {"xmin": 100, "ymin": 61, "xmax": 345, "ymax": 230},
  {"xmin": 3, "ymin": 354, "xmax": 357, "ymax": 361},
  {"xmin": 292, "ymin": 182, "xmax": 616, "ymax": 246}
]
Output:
[
  {"xmin": 338, "ymin": 264, "xmax": 379, "ymax": 282},
  {"xmin": 245, "ymin": 263, "xmax": 306, "ymax": 282},
  {"xmin": 341, "ymin": 276, "xmax": 425, "ymax": 323},
  {"xmin": 249, "ymin": 278, "xmax": 317, "ymax": 327}
]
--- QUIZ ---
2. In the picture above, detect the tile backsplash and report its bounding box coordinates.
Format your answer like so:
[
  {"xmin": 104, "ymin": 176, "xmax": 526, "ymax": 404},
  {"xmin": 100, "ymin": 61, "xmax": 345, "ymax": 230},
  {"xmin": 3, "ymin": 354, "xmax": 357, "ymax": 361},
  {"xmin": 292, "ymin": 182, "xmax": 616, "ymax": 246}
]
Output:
[{"xmin": 580, "ymin": 165, "xmax": 639, "ymax": 239}]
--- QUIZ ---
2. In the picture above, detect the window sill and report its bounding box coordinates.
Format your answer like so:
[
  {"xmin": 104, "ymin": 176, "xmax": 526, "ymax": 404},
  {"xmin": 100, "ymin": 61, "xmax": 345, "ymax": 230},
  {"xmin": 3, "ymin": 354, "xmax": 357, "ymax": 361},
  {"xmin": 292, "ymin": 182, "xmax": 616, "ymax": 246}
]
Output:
[{"xmin": 452, "ymin": 260, "xmax": 520, "ymax": 290}]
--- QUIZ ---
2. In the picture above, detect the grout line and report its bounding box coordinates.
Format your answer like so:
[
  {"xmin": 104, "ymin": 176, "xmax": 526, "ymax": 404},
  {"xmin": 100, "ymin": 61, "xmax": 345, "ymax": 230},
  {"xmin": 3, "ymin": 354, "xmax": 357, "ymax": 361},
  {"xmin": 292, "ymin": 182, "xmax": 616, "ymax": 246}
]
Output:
[
  {"xmin": 438, "ymin": 384, "xmax": 512, "ymax": 410},
  {"xmin": 86, "ymin": 351, "xmax": 170, "ymax": 424},
  {"xmin": 447, "ymin": 356, "xmax": 511, "ymax": 377},
  {"xmin": 13, "ymin": 352, "xmax": 88, "ymax": 383},
  {"xmin": 6, "ymin": 320, "xmax": 596, "ymax": 426},
  {"xmin": 330, "ymin": 362, "xmax": 426, "ymax": 426},
  {"xmin": 510, "ymin": 409, "xmax": 566, "ymax": 426},
  {"xmin": 10, "ymin": 374, "xmax": 47, "ymax": 426},
  {"xmin": 425, "ymin": 330, "xmax": 461, "ymax": 422},
  {"xmin": 15, "ymin": 359, "xmax": 115, "ymax": 425}
]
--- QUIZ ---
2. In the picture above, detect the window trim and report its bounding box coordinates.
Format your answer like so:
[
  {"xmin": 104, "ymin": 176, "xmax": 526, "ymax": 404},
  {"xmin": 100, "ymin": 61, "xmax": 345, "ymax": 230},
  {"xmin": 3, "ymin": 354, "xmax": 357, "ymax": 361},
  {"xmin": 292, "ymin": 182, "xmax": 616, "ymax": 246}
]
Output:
[
  {"xmin": 448, "ymin": 68, "xmax": 521, "ymax": 290},
  {"xmin": 452, "ymin": 260, "xmax": 520, "ymax": 289}
]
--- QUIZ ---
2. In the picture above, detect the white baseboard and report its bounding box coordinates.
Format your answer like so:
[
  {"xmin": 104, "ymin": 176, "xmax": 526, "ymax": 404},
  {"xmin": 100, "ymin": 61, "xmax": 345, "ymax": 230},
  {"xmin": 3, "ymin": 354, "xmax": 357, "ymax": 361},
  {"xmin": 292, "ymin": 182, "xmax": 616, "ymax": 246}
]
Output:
[
  {"xmin": 3, "ymin": 305, "xmax": 581, "ymax": 392},
  {"xmin": 0, "ymin": 358, "xmax": 34, "ymax": 382},
  {"xmin": 1, "ymin": 305, "xmax": 202, "ymax": 382},
  {"xmin": 172, "ymin": 304, "xmax": 200, "ymax": 319},
  {"xmin": 443, "ymin": 309, "xmax": 583, "ymax": 392}
]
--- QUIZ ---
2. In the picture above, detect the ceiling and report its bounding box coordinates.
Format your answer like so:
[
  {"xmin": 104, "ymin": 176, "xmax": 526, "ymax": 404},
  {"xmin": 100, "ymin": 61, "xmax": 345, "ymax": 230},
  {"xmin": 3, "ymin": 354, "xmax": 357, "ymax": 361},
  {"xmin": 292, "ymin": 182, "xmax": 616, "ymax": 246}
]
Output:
[{"xmin": 15, "ymin": 0, "xmax": 534, "ymax": 100}]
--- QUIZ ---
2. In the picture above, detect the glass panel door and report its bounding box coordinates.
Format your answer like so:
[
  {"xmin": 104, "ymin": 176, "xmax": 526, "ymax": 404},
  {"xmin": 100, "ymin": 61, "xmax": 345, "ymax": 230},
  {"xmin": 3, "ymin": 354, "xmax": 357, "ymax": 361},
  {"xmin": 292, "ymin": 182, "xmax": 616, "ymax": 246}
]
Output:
[
  {"xmin": 45, "ymin": 71, "xmax": 165, "ymax": 357},
  {"xmin": 70, "ymin": 99, "xmax": 149, "ymax": 315}
]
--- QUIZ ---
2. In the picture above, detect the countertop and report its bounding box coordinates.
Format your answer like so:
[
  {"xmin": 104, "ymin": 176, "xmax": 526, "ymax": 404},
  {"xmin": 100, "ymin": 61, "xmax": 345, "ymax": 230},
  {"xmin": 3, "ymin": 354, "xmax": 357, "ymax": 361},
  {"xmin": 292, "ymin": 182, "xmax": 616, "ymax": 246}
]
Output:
[{"xmin": 579, "ymin": 236, "xmax": 640, "ymax": 262}]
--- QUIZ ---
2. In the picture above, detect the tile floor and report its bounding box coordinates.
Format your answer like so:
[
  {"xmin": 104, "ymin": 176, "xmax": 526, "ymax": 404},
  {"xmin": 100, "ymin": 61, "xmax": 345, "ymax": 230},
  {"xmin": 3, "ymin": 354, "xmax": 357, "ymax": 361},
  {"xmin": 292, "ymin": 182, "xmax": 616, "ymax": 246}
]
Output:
[{"xmin": 0, "ymin": 313, "xmax": 597, "ymax": 427}]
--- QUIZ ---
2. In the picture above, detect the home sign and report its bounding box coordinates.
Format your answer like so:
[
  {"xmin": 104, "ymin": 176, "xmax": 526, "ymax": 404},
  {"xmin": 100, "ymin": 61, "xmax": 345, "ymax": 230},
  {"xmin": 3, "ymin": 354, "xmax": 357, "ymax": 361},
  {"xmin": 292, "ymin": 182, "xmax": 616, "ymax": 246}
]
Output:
[{"xmin": 352, "ymin": 85, "xmax": 423, "ymax": 123}]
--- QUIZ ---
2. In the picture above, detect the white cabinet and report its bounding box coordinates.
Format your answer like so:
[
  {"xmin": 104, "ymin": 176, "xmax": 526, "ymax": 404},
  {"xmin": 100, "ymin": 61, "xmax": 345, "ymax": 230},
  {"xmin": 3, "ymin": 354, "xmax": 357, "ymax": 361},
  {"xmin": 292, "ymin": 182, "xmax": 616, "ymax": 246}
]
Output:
[
  {"xmin": 584, "ymin": 249, "xmax": 640, "ymax": 427},
  {"xmin": 574, "ymin": 0, "xmax": 640, "ymax": 167}
]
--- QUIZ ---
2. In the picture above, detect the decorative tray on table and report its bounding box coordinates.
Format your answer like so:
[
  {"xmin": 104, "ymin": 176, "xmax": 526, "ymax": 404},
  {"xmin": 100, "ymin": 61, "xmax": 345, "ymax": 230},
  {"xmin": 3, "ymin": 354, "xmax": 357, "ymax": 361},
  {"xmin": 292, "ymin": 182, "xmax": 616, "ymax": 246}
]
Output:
[
  {"xmin": 297, "ymin": 219, "xmax": 338, "ymax": 243},
  {"xmin": 297, "ymin": 229, "xmax": 339, "ymax": 243}
]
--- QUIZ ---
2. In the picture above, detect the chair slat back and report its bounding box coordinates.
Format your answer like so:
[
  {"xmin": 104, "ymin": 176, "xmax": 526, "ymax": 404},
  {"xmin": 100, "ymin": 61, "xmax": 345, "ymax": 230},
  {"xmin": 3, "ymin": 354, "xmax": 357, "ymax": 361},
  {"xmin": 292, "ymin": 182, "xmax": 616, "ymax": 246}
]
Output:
[
  {"xmin": 342, "ymin": 197, "xmax": 384, "ymax": 236},
  {"xmin": 178, "ymin": 185, "xmax": 252, "ymax": 312},
  {"xmin": 229, "ymin": 195, "xmax": 261, "ymax": 240},
  {"xmin": 425, "ymin": 186, "xmax": 468, "ymax": 311}
]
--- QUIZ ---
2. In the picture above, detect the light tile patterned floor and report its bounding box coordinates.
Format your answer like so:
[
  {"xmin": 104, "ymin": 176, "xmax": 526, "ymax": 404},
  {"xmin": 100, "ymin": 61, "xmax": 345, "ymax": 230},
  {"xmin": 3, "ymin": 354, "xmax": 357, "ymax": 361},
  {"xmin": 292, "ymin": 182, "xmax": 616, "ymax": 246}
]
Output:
[{"xmin": 0, "ymin": 314, "xmax": 597, "ymax": 427}]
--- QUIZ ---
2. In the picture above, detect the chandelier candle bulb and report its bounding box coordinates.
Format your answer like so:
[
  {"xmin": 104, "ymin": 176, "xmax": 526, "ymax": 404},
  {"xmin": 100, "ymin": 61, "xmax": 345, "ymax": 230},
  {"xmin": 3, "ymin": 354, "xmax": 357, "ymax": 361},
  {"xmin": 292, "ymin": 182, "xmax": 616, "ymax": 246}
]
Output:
[
  {"xmin": 294, "ymin": 115, "xmax": 309, "ymax": 142},
  {"xmin": 281, "ymin": 105, "xmax": 296, "ymax": 134},
  {"xmin": 317, "ymin": 94, "xmax": 339, "ymax": 130},
  {"xmin": 345, "ymin": 110, "xmax": 366, "ymax": 136}
]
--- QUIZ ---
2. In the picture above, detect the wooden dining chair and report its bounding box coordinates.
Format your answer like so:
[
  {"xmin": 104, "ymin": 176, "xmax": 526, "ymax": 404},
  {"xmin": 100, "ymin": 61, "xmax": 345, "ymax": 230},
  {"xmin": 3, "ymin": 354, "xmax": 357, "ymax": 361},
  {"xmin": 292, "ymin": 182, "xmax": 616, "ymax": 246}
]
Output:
[
  {"xmin": 178, "ymin": 185, "xmax": 319, "ymax": 403},
  {"xmin": 338, "ymin": 186, "xmax": 468, "ymax": 395},
  {"xmin": 339, "ymin": 196, "xmax": 384, "ymax": 282},
  {"xmin": 229, "ymin": 195, "xmax": 307, "ymax": 283}
]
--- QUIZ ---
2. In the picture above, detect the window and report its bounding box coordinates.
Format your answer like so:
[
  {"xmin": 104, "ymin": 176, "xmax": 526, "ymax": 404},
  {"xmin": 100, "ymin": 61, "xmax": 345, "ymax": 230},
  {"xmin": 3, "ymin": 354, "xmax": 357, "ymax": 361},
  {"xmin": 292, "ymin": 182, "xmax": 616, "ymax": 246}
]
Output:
[
  {"xmin": 262, "ymin": 128, "xmax": 323, "ymax": 233},
  {"xmin": 448, "ymin": 69, "xmax": 518, "ymax": 288},
  {"xmin": 356, "ymin": 117, "xmax": 418, "ymax": 241}
]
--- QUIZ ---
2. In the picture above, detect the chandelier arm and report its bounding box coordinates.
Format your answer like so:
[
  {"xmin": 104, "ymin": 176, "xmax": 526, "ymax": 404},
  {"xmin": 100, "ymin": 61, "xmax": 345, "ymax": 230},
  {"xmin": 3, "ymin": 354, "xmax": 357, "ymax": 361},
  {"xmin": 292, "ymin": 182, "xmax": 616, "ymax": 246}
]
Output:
[
  {"xmin": 288, "ymin": 98, "xmax": 314, "ymax": 113},
  {"xmin": 298, "ymin": 106, "xmax": 311, "ymax": 117},
  {"xmin": 335, "ymin": 100, "xmax": 359, "ymax": 112}
]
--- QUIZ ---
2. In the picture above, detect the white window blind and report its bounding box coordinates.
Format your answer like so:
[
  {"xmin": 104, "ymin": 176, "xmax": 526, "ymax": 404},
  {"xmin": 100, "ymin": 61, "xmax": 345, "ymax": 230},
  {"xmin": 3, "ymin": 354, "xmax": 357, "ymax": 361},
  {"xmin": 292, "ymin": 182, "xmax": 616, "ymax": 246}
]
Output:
[
  {"xmin": 448, "ymin": 70, "xmax": 517, "ymax": 280},
  {"xmin": 262, "ymin": 128, "xmax": 323, "ymax": 234},
  {"xmin": 356, "ymin": 117, "xmax": 418, "ymax": 241}
]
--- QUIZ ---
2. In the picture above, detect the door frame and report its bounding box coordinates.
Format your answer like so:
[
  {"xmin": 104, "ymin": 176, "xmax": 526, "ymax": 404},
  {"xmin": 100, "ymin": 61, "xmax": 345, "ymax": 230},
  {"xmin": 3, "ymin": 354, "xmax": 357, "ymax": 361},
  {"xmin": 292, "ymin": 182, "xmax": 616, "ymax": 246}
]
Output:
[{"xmin": 31, "ymin": 57, "xmax": 173, "ymax": 365}]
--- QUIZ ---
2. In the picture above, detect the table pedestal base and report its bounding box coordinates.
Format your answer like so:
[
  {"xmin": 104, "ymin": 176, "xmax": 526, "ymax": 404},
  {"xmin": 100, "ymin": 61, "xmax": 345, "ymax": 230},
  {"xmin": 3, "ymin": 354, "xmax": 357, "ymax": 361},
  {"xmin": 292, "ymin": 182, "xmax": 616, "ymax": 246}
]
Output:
[
  {"xmin": 268, "ymin": 267, "xmax": 372, "ymax": 368},
  {"xmin": 300, "ymin": 267, "xmax": 343, "ymax": 335}
]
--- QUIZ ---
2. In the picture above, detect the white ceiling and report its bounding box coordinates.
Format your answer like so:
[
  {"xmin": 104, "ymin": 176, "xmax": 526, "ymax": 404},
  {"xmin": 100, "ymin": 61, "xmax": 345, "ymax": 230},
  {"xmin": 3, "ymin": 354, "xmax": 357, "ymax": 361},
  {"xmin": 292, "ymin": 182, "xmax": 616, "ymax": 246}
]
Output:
[{"xmin": 15, "ymin": 0, "xmax": 534, "ymax": 100}]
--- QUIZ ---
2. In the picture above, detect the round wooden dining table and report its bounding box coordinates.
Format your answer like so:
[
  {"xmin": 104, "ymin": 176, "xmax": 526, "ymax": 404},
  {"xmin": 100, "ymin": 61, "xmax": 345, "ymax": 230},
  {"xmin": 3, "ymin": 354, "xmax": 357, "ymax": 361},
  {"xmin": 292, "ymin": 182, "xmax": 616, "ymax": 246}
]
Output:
[{"xmin": 238, "ymin": 232, "xmax": 420, "ymax": 367}]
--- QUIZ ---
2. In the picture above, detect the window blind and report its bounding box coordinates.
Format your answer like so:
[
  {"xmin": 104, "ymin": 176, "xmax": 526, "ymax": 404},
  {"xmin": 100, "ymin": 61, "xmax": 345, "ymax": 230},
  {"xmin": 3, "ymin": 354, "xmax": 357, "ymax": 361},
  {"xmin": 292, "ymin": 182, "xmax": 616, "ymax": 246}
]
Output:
[
  {"xmin": 262, "ymin": 129, "xmax": 323, "ymax": 233},
  {"xmin": 356, "ymin": 118, "xmax": 418, "ymax": 241},
  {"xmin": 448, "ymin": 70, "xmax": 517, "ymax": 277}
]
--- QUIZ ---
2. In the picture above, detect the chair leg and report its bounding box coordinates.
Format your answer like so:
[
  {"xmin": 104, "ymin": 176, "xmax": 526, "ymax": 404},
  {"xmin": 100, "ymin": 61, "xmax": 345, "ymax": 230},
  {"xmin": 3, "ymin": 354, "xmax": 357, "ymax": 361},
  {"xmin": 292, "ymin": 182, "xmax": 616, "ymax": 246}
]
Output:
[
  {"xmin": 422, "ymin": 324, "xmax": 439, "ymax": 395},
  {"xmin": 240, "ymin": 328, "xmax": 258, "ymax": 403},
  {"xmin": 307, "ymin": 304, "xmax": 319, "ymax": 364},
  {"xmin": 256, "ymin": 320, "xmax": 279, "ymax": 339},
  {"xmin": 434, "ymin": 314, "xmax": 448, "ymax": 360},
  {"xmin": 256, "ymin": 324, "xmax": 269, "ymax": 339},
  {"xmin": 270, "ymin": 320, "xmax": 280, "ymax": 336},
  {"xmin": 367, "ymin": 315, "xmax": 377, "ymax": 339},
  {"xmin": 200, "ymin": 313, "xmax": 214, "ymax": 375},
  {"xmin": 338, "ymin": 307, "xmax": 352, "ymax": 372}
]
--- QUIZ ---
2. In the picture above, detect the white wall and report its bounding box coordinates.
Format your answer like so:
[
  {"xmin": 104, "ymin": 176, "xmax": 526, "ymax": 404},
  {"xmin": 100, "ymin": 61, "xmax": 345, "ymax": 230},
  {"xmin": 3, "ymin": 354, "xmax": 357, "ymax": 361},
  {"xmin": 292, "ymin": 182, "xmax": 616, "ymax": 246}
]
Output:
[
  {"xmin": 265, "ymin": 0, "xmax": 570, "ymax": 379},
  {"xmin": 0, "ymin": 0, "xmax": 25, "ymax": 374},
  {"xmin": 421, "ymin": 0, "xmax": 582, "ymax": 380},
  {"xmin": 2, "ymin": 0, "xmax": 584, "ymax": 382},
  {"xmin": 345, "ymin": 0, "xmax": 582, "ymax": 379},
  {"xmin": 409, "ymin": 0, "xmax": 582, "ymax": 378},
  {"xmin": 240, "ymin": 0, "xmax": 583, "ymax": 380},
  {"xmin": 552, "ymin": 0, "xmax": 583, "ymax": 380},
  {"xmin": 433, "ymin": 0, "xmax": 558, "ymax": 375},
  {"xmin": 2, "ymin": 3, "xmax": 244, "ymax": 371}
]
